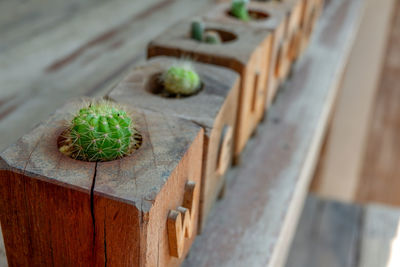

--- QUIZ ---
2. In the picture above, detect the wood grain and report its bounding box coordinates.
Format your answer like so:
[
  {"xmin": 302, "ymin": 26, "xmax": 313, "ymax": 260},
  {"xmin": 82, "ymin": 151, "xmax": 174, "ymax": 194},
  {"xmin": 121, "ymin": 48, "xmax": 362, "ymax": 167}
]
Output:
[
  {"xmin": 181, "ymin": 0, "xmax": 363, "ymax": 266},
  {"xmin": 0, "ymin": 99, "xmax": 204, "ymax": 266},
  {"xmin": 107, "ymin": 56, "xmax": 240, "ymax": 230},
  {"xmin": 356, "ymin": 0, "xmax": 400, "ymax": 206},
  {"xmin": 148, "ymin": 19, "xmax": 272, "ymax": 162}
]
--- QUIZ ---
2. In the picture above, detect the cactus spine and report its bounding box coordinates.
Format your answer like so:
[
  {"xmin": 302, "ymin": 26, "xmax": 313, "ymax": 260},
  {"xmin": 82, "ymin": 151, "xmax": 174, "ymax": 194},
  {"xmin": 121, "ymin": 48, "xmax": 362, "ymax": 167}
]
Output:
[
  {"xmin": 231, "ymin": 0, "xmax": 250, "ymax": 21},
  {"xmin": 60, "ymin": 101, "xmax": 141, "ymax": 162},
  {"xmin": 204, "ymin": 31, "xmax": 222, "ymax": 44},
  {"xmin": 191, "ymin": 19, "xmax": 204, "ymax": 42},
  {"xmin": 161, "ymin": 62, "xmax": 201, "ymax": 96}
]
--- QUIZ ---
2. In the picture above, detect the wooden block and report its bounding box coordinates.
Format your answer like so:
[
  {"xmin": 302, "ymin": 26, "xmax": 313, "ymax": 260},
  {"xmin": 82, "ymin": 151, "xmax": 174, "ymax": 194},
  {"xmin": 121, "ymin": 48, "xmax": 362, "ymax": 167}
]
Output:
[
  {"xmin": 202, "ymin": 2, "xmax": 287, "ymax": 107},
  {"xmin": 148, "ymin": 19, "xmax": 272, "ymax": 161},
  {"xmin": 107, "ymin": 56, "xmax": 240, "ymax": 231},
  {"xmin": 299, "ymin": 0, "xmax": 325, "ymax": 54},
  {"xmin": 0, "ymin": 99, "xmax": 204, "ymax": 266}
]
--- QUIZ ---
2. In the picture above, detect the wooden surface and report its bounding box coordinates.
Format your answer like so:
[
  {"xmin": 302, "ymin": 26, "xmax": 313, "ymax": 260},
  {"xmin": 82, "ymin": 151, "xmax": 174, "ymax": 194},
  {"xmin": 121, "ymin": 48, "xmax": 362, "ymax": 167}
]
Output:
[
  {"xmin": 356, "ymin": 0, "xmax": 400, "ymax": 206},
  {"xmin": 0, "ymin": 99, "xmax": 204, "ymax": 266},
  {"xmin": 286, "ymin": 194, "xmax": 362, "ymax": 267},
  {"xmin": 310, "ymin": 0, "xmax": 396, "ymax": 202},
  {"xmin": 148, "ymin": 20, "xmax": 272, "ymax": 161},
  {"xmin": 181, "ymin": 0, "xmax": 364, "ymax": 266},
  {"xmin": 286, "ymin": 195, "xmax": 400, "ymax": 267},
  {"xmin": 107, "ymin": 56, "xmax": 240, "ymax": 230}
]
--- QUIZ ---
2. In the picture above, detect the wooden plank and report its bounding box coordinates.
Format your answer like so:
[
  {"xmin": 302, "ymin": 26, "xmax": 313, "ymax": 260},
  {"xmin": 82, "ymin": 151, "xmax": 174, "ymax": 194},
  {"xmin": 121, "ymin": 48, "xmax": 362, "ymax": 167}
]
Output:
[
  {"xmin": 310, "ymin": 0, "xmax": 396, "ymax": 202},
  {"xmin": 356, "ymin": 0, "xmax": 400, "ymax": 206},
  {"xmin": 286, "ymin": 195, "xmax": 362, "ymax": 267},
  {"xmin": 182, "ymin": 0, "xmax": 364, "ymax": 266},
  {"xmin": 359, "ymin": 204, "xmax": 400, "ymax": 267},
  {"xmin": 0, "ymin": 0, "xmax": 216, "ymax": 152}
]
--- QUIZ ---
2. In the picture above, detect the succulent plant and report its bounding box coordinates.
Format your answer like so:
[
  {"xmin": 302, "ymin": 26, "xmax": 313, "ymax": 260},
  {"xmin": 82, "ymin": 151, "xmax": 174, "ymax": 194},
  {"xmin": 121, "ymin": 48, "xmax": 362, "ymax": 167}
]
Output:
[
  {"xmin": 231, "ymin": 0, "xmax": 250, "ymax": 21},
  {"xmin": 161, "ymin": 62, "xmax": 201, "ymax": 96},
  {"xmin": 191, "ymin": 19, "xmax": 204, "ymax": 42},
  {"xmin": 60, "ymin": 101, "xmax": 141, "ymax": 162},
  {"xmin": 204, "ymin": 31, "xmax": 222, "ymax": 44}
]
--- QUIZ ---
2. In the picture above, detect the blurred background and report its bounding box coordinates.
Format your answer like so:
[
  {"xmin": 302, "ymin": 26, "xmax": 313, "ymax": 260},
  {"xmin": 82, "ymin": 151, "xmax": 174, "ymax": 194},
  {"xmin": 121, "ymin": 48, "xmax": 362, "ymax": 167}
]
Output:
[{"xmin": 0, "ymin": 0, "xmax": 399, "ymax": 266}]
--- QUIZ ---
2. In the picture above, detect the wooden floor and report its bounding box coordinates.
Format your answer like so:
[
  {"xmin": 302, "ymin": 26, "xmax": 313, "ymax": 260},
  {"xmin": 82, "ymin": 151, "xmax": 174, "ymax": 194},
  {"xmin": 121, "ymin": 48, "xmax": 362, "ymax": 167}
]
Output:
[
  {"xmin": 356, "ymin": 0, "xmax": 400, "ymax": 206},
  {"xmin": 286, "ymin": 194, "xmax": 400, "ymax": 267}
]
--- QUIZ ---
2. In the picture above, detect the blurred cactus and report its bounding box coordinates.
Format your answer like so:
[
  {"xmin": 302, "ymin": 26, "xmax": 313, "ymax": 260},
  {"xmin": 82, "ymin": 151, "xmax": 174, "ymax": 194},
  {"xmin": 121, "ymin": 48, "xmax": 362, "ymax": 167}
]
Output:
[
  {"xmin": 231, "ymin": 0, "xmax": 250, "ymax": 21},
  {"xmin": 161, "ymin": 61, "xmax": 201, "ymax": 96},
  {"xmin": 191, "ymin": 19, "xmax": 204, "ymax": 41},
  {"xmin": 204, "ymin": 31, "xmax": 222, "ymax": 44}
]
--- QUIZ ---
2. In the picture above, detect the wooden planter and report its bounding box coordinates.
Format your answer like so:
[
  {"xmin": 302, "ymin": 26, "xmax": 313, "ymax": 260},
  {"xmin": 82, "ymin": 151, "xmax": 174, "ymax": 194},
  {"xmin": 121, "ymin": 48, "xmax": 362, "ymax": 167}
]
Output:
[
  {"xmin": 299, "ymin": 0, "xmax": 324, "ymax": 53},
  {"xmin": 0, "ymin": 100, "xmax": 204, "ymax": 266},
  {"xmin": 148, "ymin": 20, "xmax": 272, "ymax": 163},
  {"xmin": 107, "ymin": 56, "xmax": 240, "ymax": 230},
  {"xmin": 202, "ymin": 1, "xmax": 289, "ymax": 108}
]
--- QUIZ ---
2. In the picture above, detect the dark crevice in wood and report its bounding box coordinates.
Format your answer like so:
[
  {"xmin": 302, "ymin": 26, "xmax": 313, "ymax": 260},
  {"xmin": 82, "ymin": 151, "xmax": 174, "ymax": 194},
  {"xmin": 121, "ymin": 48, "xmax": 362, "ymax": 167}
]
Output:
[
  {"xmin": 90, "ymin": 162, "xmax": 98, "ymax": 258},
  {"xmin": 103, "ymin": 207, "xmax": 107, "ymax": 267}
]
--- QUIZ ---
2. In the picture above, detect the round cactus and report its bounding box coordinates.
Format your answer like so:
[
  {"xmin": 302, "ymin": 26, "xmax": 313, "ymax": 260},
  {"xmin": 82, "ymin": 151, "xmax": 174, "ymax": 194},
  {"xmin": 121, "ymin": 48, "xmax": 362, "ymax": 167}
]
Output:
[
  {"xmin": 231, "ymin": 0, "xmax": 250, "ymax": 21},
  {"xmin": 204, "ymin": 30, "xmax": 222, "ymax": 44},
  {"xmin": 60, "ymin": 101, "xmax": 141, "ymax": 162},
  {"xmin": 161, "ymin": 62, "xmax": 201, "ymax": 96}
]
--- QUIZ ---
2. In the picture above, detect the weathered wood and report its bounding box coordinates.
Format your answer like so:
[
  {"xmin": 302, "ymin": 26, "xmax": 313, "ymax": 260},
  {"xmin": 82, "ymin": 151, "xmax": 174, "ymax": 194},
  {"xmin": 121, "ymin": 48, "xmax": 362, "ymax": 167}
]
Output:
[
  {"xmin": 148, "ymin": 19, "xmax": 272, "ymax": 163},
  {"xmin": 107, "ymin": 56, "xmax": 240, "ymax": 230},
  {"xmin": 203, "ymin": 1, "xmax": 288, "ymax": 107},
  {"xmin": 286, "ymin": 195, "xmax": 362, "ymax": 267},
  {"xmin": 181, "ymin": 0, "xmax": 363, "ymax": 266},
  {"xmin": 0, "ymin": 99, "xmax": 204, "ymax": 266},
  {"xmin": 0, "ymin": 0, "xmax": 216, "ymax": 152},
  {"xmin": 299, "ymin": 0, "xmax": 325, "ymax": 54}
]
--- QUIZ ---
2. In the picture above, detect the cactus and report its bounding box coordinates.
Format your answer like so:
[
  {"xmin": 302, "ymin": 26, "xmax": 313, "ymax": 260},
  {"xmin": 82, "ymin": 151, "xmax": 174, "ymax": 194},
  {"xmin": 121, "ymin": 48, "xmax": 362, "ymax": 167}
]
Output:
[
  {"xmin": 161, "ymin": 62, "xmax": 201, "ymax": 96},
  {"xmin": 204, "ymin": 31, "xmax": 222, "ymax": 44},
  {"xmin": 60, "ymin": 101, "xmax": 141, "ymax": 162},
  {"xmin": 231, "ymin": 0, "xmax": 250, "ymax": 21},
  {"xmin": 191, "ymin": 19, "xmax": 204, "ymax": 42}
]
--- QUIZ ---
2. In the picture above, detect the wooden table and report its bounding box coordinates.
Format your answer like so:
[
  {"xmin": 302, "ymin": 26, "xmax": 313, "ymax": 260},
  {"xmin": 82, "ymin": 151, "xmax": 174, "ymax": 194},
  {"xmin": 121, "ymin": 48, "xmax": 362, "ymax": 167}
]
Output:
[{"xmin": 0, "ymin": 0, "xmax": 364, "ymax": 266}]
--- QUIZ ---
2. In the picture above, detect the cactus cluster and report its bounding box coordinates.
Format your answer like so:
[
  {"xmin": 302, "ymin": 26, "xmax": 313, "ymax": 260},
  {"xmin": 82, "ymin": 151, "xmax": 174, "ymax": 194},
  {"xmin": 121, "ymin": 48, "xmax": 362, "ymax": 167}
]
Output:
[
  {"xmin": 190, "ymin": 20, "xmax": 222, "ymax": 44},
  {"xmin": 231, "ymin": 0, "xmax": 250, "ymax": 21},
  {"xmin": 60, "ymin": 101, "xmax": 141, "ymax": 162},
  {"xmin": 161, "ymin": 61, "xmax": 201, "ymax": 96}
]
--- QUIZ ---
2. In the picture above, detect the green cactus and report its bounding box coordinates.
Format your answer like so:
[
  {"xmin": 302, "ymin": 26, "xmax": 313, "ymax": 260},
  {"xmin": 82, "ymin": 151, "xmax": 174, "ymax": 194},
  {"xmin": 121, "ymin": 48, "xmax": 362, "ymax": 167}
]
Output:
[
  {"xmin": 60, "ymin": 101, "xmax": 141, "ymax": 162},
  {"xmin": 191, "ymin": 19, "xmax": 204, "ymax": 42},
  {"xmin": 231, "ymin": 0, "xmax": 250, "ymax": 21},
  {"xmin": 161, "ymin": 62, "xmax": 201, "ymax": 96},
  {"xmin": 204, "ymin": 31, "xmax": 222, "ymax": 44}
]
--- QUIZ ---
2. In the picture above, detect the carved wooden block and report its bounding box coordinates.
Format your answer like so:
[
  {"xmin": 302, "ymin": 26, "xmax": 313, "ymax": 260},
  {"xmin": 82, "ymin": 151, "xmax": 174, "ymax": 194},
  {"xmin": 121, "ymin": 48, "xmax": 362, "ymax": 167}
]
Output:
[
  {"xmin": 299, "ymin": 0, "xmax": 325, "ymax": 54},
  {"xmin": 148, "ymin": 20, "xmax": 272, "ymax": 163},
  {"xmin": 0, "ymin": 99, "xmax": 203, "ymax": 266},
  {"xmin": 107, "ymin": 56, "xmax": 239, "ymax": 230},
  {"xmin": 202, "ymin": 1, "xmax": 289, "ymax": 107}
]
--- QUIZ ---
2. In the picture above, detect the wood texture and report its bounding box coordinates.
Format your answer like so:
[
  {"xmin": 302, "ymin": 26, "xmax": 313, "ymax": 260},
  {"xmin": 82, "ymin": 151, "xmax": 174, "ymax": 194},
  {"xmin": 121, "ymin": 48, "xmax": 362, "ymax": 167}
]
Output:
[
  {"xmin": 0, "ymin": 0, "xmax": 216, "ymax": 152},
  {"xmin": 286, "ymin": 194, "xmax": 362, "ymax": 267},
  {"xmin": 0, "ymin": 99, "xmax": 204, "ymax": 266},
  {"xmin": 107, "ymin": 56, "xmax": 240, "ymax": 230},
  {"xmin": 356, "ymin": 0, "xmax": 400, "ymax": 206},
  {"xmin": 147, "ymin": 19, "xmax": 272, "ymax": 161},
  {"xmin": 310, "ymin": 0, "xmax": 395, "ymax": 202},
  {"xmin": 181, "ymin": 0, "xmax": 363, "ymax": 266},
  {"xmin": 203, "ymin": 2, "xmax": 288, "ymax": 106}
]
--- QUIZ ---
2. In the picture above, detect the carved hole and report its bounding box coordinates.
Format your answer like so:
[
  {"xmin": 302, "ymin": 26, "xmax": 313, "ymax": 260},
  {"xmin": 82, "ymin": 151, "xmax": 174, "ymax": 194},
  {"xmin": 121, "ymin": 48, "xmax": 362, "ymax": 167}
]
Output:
[
  {"xmin": 203, "ymin": 28, "xmax": 238, "ymax": 43},
  {"xmin": 226, "ymin": 9, "xmax": 270, "ymax": 21},
  {"xmin": 146, "ymin": 73, "xmax": 204, "ymax": 98},
  {"xmin": 216, "ymin": 125, "xmax": 233, "ymax": 176},
  {"xmin": 251, "ymin": 71, "xmax": 260, "ymax": 112}
]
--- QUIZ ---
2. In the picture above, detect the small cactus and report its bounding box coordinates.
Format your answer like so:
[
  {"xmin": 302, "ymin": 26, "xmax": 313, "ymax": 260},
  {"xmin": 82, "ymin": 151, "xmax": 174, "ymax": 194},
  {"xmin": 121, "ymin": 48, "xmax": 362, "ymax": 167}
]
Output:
[
  {"xmin": 161, "ymin": 62, "xmax": 201, "ymax": 96},
  {"xmin": 60, "ymin": 101, "xmax": 141, "ymax": 162},
  {"xmin": 191, "ymin": 19, "xmax": 204, "ymax": 42},
  {"xmin": 231, "ymin": 0, "xmax": 250, "ymax": 21},
  {"xmin": 204, "ymin": 31, "xmax": 222, "ymax": 44}
]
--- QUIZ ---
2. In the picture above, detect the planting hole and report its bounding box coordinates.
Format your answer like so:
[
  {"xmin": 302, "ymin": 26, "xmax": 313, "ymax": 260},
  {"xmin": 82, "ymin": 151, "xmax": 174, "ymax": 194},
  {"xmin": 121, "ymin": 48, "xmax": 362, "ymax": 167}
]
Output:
[
  {"xmin": 202, "ymin": 28, "xmax": 237, "ymax": 43},
  {"xmin": 226, "ymin": 9, "xmax": 269, "ymax": 21},
  {"xmin": 146, "ymin": 73, "xmax": 203, "ymax": 98}
]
